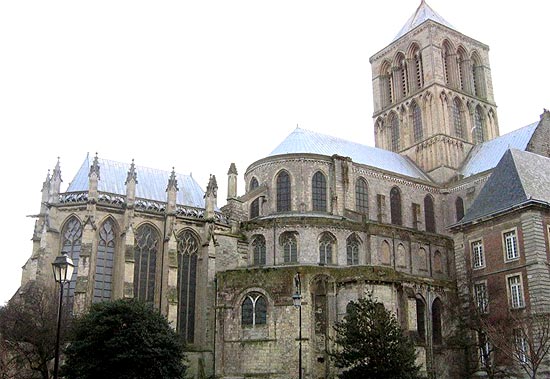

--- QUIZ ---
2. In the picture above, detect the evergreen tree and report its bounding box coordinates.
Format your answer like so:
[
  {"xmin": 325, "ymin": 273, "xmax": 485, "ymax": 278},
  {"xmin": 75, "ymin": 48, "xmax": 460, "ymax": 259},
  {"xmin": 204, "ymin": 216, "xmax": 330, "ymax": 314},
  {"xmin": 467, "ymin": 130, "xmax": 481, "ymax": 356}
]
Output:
[
  {"xmin": 332, "ymin": 293, "xmax": 424, "ymax": 379},
  {"xmin": 61, "ymin": 298, "xmax": 186, "ymax": 379}
]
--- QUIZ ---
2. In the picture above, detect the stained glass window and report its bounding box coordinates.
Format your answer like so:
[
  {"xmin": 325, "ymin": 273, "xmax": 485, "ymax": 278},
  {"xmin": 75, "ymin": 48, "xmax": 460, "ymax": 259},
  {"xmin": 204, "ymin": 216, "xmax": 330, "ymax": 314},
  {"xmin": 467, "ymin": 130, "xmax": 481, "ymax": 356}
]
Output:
[
  {"xmin": 177, "ymin": 230, "xmax": 199, "ymax": 343},
  {"xmin": 61, "ymin": 216, "xmax": 82, "ymax": 307},
  {"xmin": 252, "ymin": 235, "xmax": 266, "ymax": 266},
  {"xmin": 276, "ymin": 171, "xmax": 291, "ymax": 212},
  {"xmin": 355, "ymin": 177, "xmax": 368, "ymax": 214},
  {"xmin": 390, "ymin": 187, "xmax": 402, "ymax": 226},
  {"xmin": 134, "ymin": 224, "xmax": 159, "ymax": 305},
  {"xmin": 93, "ymin": 218, "xmax": 115, "ymax": 303},
  {"xmin": 312, "ymin": 171, "xmax": 327, "ymax": 212}
]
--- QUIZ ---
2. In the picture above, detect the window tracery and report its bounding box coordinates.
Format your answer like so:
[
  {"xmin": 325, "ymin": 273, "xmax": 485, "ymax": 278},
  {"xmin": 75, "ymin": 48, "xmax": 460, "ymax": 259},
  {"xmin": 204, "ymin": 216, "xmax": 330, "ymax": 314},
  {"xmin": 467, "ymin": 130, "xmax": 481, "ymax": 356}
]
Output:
[
  {"xmin": 242, "ymin": 292, "xmax": 267, "ymax": 327},
  {"xmin": 134, "ymin": 224, "xmax": 159, "ymax": 305},
  {"xmin": 93, "ymin": 218, "xmax": 115, "ymax": 303},
  {"xmin": 177, "ymin": 230, "xmax": 199, "ymax": 343}
]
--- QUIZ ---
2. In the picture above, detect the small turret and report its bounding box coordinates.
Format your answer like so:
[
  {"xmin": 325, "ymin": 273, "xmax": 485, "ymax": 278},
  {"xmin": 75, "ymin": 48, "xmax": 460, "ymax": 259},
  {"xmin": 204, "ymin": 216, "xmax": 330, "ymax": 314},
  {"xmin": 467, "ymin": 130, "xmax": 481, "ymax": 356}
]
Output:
[
  {"xmin": 49, "ymin": 157, "xmax": 62, "ymax": 204},
  {"xmin": 227, "ymin": 163, "xmax": 238, "ymax": 200},
  {"xmin": 125, "ymin": 159, "xmax": 138, "ymax": 207},
  {"xmin": 88, "ymin": 153, "xmax": 100, "ymax": 201},
  {"xmin": 205, "ymin": 174, "xmax": 218, "ymax": 219},
  {"xmin": 166, "ymin": 167, "xmax": 178, "ymax": 213},
  {"xmin": 41, "ymin": 170, "xmax": 51, "ymax": 214}
]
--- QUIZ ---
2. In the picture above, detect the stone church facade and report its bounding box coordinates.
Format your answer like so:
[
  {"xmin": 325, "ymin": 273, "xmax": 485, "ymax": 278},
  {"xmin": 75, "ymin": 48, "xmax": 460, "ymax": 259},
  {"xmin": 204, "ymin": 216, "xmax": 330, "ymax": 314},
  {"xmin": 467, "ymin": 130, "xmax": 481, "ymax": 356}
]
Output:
[{"xmin": 18, "ymin": 2, "xmax": 550, "ymax": 378}]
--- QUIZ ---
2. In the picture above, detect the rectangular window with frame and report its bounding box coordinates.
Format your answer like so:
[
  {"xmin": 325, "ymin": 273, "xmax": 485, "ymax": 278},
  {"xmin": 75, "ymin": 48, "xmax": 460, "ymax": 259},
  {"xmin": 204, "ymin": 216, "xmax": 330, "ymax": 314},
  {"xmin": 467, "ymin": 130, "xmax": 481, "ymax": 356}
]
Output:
[
  {"xmin": 474, "ymin": 281, "xmax": 488, "ymax": 313},
  {"xmin": 471, "ymin": 240, "xmax": 485, "ymax": 269},
  {"xmin": 508, "ymin": 274, "xmax": 525, "ymax": 309},
  {"xmin": 514, "ymin": 328, "xmax": 528, "ymax": 364},
  {"xmin": 503, "ymin": 230, "xmax": 519, "ymax": 261}
]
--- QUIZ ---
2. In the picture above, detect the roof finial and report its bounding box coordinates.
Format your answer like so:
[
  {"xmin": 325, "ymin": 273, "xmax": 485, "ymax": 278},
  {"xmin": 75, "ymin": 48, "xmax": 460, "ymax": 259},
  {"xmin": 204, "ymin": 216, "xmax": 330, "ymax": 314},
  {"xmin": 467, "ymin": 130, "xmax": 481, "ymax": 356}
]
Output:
[
  {"xmin": 125, "ymin": 158, "xmax": 138, "ymax": 184},
  {"xmin": 167, "ymin": 167, "xmax": 178, "ymax": 191},
  {"xmin": 52, "ymin": 157, "xmax": 62, "ymax": 182},
  {"xmin": 89, "ymin": 152, "xmax": 100, "ymax": 179}
]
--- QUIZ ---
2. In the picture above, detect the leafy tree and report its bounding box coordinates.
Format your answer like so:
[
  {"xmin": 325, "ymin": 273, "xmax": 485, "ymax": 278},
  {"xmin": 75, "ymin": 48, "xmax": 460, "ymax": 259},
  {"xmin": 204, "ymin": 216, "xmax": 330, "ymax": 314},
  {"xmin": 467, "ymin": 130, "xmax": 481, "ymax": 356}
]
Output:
[
  {"xmin": 0, "ymin": 282, "xmax": 69, "ymax": 379},
  {"xmin": 332, "ymin": 293, "xmax": 424, "ymax": 379},
  {"xmin": 61, "ymin": 298, "xmax": 186, "ymax": 379}
]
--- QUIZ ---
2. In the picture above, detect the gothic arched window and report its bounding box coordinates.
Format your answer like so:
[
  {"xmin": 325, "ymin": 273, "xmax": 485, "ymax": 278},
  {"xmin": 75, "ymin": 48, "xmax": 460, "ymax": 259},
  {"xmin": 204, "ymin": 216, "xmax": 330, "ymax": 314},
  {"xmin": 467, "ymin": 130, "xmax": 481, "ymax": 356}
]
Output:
[
  {"xmin": 252, "ymin": 235, "xmax": 266, "ymax": 266},
  {"xmin": 442, "ymin": 41, "xmax": 454, "ymax": 87},
  {"xmin": 319, "ymin": 232, "xmax": 336, "ymax": 265},
  {"xmin": 416, "ymin": 297, "xmax": 426, "ymax": 343},
  {"xmin": 312, "ymin": 171, "xmax": 327, "ymax": 212},
  {"xmin": 177, "ymin": 230, "xmax": 199, "ymax": 343},
  {"xmin": 355, "ymin": 177, "xmax": 369, "ymax": 214},
  {"xmin": 389, "ymin": 113, "xmax": 400, "ymax": 152},
  {"xmin": 432, "ymin": 298, "xmax": 443, "ymax": 345},
  {"xmin": 424, "ymin": 195, "xmax": 436, "ymax": 233},
  {"xmin": 455, "ymin": 196, "xmax": 465, "ymax": 222},
  {"xmin": 457, "ymin": 48, "xmax": 469, "ymax": 92},
  {"xmin": 434, "ymin": 250, "xmax": 443, "ymax": 273},
  {"xmin": 250, "ymin": 198, "xmax": 260, "ymax": 219},
  {"xmin": 134, "ymin": 224, "xmax": 159, "ymax": 305},
  {"xmin": 474, "ymin": 106, "xmax": 485, "ymax": 143},
  {"xmin": 280, "ymin": 232, "xmax": 298, "ymax": 263},
  {"xmin": 414, "ymin": 50, "xmax": 424, "ymax": 90},
  {"xmin": 276, "ymin": 171, "xmax": 291, "ymax": 212},
  {"xmin": 452, "ymin": 98, "xmax": 464, "ymax": 138},
  {"xmin": 390, "ymin": 187, "xmax": 402, "ymax": 226},
  {"xmin": 250, "ymin": 177, "xmax": 259, "ymax": 191},
  {"xmin": 346, "ymin": 234, "xmax": 360, "ymax": 266},
  {"xmin": 412, "ymin": 102, "xmax": 423, "ymax": 142},
  {"xmin": 396, "ymin": 53, "xmax": 408, "ymax": 98},
  {"xmin": 242, "ymin": 292, "xmax": 267, "ymax": 327},
  {"xmin": 472, "ymin": 52, "xmax": 485, "ymax": 99},
  {"xmin": 93, "ymin": 218, "xmax": 115, "ymax": 303},
  {"xmin": 61, "ymin": 216, "xmax": 82, "ymax": 304},
  {"xmin": 380, "ymin": 61, "xmax": 393, "ymax": 107}
]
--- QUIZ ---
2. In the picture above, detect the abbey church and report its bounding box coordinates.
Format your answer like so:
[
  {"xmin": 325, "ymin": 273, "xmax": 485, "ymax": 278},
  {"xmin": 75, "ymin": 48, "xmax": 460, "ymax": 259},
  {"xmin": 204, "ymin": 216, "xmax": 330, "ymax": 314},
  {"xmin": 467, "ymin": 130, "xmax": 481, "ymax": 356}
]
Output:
[{"xmin": 18, "ymin": 1, "xmax": 550, "ymax": 378}]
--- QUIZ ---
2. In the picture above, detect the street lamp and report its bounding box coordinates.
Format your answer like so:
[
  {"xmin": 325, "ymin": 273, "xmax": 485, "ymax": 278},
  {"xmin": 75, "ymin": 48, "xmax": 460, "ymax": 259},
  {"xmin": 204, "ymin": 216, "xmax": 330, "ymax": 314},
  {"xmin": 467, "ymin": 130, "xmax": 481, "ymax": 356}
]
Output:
[
  {"xmin": 52, "ymin": 254, "xmax": 75, "ymax": 379},
  {"xmin": 292, "ymin": 273, "xmax": 303, "ymax": 379}
]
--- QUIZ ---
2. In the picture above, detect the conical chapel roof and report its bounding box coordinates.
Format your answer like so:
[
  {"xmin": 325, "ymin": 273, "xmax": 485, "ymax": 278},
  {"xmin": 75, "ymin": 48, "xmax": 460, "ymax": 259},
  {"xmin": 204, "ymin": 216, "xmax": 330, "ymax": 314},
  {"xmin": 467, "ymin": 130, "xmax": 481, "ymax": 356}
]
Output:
[
  {"xmin": 269, "ymin": 127, "xmax": 430, "ymax": 181},
  {"xmin": 393, "ymin": 0, "xmax": 455, "ymax": 41}
]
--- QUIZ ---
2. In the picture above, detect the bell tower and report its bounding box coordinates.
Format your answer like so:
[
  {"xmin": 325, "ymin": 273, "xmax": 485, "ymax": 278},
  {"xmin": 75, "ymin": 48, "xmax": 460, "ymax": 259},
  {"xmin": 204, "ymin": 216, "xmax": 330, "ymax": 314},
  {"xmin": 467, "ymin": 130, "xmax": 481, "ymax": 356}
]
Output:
[{"xmin": 370, "ymin": 0, "xmax": 498, "ymax": 183}]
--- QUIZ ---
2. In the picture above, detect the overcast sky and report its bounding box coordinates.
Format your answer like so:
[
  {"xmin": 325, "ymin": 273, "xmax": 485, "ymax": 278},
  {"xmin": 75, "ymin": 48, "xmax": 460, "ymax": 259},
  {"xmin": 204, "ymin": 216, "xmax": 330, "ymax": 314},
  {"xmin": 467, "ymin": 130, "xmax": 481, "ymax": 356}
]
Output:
[{"xmin": 1, "ymin": 0, "xmax": 548, "ymax": 305}]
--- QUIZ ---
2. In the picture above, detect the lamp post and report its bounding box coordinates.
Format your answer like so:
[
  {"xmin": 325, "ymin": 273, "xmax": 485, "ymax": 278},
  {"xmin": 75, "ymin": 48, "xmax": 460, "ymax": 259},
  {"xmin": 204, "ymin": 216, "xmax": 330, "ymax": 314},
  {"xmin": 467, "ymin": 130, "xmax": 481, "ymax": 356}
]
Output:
[
  {"xmin": 52, "ymin": 254, "xmax": 75, "ymax": 379},
  {"xmin": 292, "ymin": 272, "xmax": 303, "ymax": 379}
]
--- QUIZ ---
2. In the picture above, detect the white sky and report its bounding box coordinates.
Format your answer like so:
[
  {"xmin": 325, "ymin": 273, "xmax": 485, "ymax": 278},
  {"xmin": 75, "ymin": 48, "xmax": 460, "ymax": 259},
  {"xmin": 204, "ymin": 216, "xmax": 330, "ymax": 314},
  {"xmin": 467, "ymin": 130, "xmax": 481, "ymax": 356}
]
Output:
[{"xmin": 1, "ymin": 0, "xmax": 548, "ymax": 305}]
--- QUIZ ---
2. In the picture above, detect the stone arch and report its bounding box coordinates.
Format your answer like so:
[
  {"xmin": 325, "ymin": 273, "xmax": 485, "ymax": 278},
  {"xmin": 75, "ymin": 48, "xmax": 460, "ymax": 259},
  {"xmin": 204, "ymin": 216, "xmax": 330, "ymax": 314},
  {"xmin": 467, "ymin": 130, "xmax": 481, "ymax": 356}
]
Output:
[
  {"xmin": 417, "ymin": 247, "xmax": 428, "ymax": 271},
  {"xmin": 249, "ymin": 176, "xmax": 259, "ymax": 191},
  {"xmin": 396, "ymin": 243, "xmax": 407, "ymax": 267},
  {"xmin": 236, "ymin": 287, "xmax": 273, "ymax": 328}
]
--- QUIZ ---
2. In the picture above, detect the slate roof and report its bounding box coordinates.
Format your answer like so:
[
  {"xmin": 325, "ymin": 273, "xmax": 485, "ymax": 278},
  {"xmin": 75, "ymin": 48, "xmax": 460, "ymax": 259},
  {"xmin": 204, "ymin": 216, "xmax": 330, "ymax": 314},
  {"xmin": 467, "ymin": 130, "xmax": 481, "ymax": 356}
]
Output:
[
  {"xmin": 458, "ymin": 149, "xmax": 550, "ymax": 224},
  {"xmin": 269, "ymin": 127, "xmax": 430, "ymax": 181},
  {"xmin": 393, "ymin": 0, "xmax": 455, "ymax": 42},
  {"xmin": 460, "ymin": 122, "xmax": 538, "ymax": 178},
  {"xmin": 66, "ymin": 155, "xmax": 206, "ymax": 208}
]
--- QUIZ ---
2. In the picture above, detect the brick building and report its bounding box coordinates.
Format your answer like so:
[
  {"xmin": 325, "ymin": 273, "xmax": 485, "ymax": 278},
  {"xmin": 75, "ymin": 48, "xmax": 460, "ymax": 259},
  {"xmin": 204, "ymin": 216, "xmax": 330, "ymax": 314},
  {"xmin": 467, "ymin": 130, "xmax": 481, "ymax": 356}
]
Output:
[{"xmin": 15, "ymin": 1, "xmax": 550, "ymax": 378}]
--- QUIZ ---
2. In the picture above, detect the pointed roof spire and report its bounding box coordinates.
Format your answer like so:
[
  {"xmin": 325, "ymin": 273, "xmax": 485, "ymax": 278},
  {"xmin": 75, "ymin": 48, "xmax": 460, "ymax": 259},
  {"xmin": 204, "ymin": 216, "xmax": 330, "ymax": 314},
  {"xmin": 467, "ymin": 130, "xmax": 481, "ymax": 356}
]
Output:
[
  {"xmin": 52, "ymin": 157, "xmax": 62, "ymax": 182},
  {"xmin": 206, "ymin": 174, "xmax": 218, "ymax": 197},
  {"xmin": 42, "ymin": 169, "xmax": 51, "ymax": 191},
  {"xmin": 166, "ymin": 167, "xmax": 179, "ymax": 191},
  {"xmin": 89, "ymin": 152, "xmax": 100, "ymax": 179},
  {"xmin": 227, "ymin": 163, "xmax": 238, "ymax": 175},
  {"xmin": 125, "ymin": 159, "xmax": 138, "ymax": 184},
  {"xmin": 393, "ymin": 0, "xmax": 454, "ymax": 41}
]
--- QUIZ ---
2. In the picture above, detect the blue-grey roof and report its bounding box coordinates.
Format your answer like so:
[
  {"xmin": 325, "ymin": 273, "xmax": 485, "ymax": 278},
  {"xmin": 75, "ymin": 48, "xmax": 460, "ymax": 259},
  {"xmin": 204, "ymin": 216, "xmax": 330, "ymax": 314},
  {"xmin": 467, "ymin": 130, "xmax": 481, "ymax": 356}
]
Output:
[
  {"xmin": 459, "ymin": 149, "xmax": 550, "ymax": 224},
  {"xmin": 460, "ymin": 122, "xmax": 538, "ymax": 178},
  {"xmin": 67, "ymin": 156, "xmax": 206, "ymax": 208},
  {"xmin": 269, "ymin": 128, "xmax": 430, "ymax": 181},
  {"xmin": 393, "ymin": 0, "xmax": 454, "ymax": 42}
]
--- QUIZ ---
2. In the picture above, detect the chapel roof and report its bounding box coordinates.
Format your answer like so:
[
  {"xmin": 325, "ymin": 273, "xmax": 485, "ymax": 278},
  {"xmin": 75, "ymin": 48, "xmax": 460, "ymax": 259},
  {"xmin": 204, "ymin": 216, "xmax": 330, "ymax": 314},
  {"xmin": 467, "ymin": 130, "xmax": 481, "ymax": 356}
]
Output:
[
  {"xmin": 67, "ymin": 155, "xmax": 206, "ymax": 208},
  {"xmin": 458, "ymin": 149, "xmax": 550, "ymax": 225},
  {"xmin": 393, "ymin": 0, "xmax": 455, "ymax": 42},
  {"xmin": 269, "ymin": 127, "xmax": 430, "ymax": 181},
  {"xmin": 459, "ymin": 122, "xmax": 538, "ymax": 178}
]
